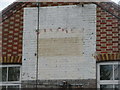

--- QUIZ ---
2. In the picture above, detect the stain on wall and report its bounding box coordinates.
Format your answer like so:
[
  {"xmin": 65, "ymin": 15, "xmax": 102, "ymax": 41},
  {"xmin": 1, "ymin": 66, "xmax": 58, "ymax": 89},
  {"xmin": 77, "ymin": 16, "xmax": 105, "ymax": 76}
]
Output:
[{"xmin": 39, "ymin": 37, "xmax": 83, "ymax": 56}]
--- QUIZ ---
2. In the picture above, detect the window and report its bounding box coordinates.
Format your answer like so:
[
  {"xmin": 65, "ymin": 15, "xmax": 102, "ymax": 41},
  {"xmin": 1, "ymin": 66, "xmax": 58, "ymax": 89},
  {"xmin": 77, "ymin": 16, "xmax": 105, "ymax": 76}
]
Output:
[
  {"xmin": 0, "ymin": 65, "xmax": 21, "ymax": 89},
  {"xmin": 0, "ymin": 84, "xmax": 20, "ymax": 90},
  {"xmin": 97, "ymin": 62, "xmax": 120, "ymax": 90}
]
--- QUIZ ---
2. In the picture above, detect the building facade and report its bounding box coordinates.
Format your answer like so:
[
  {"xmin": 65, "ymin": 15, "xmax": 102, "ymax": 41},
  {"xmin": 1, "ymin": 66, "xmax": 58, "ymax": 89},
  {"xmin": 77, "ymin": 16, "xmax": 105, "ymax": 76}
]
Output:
[{"xmin": 0, "ymin": 1, "xmax": 120, "ymax": 89}]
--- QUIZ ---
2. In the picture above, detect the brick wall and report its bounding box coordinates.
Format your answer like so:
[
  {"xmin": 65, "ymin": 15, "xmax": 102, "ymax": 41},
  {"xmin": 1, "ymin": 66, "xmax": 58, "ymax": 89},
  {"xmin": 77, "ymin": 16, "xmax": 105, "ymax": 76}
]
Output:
[
  {"xmin": 2, "ymin": 9, "xmax": 23, "ymax": 63},
  {"xmin": 1, "ymin": 2, "xmax": 79, "ymax": 64},
  {"xmin": 1, "ymin": 1, "xmax": 119, "ymax": 88},
  {"xmin": 96, "ymin": 6, "xmax": 120, "ymax": 61},
  {"xmin": 1, "ymin": 2, "xmax": 120, "ymax": 63}
]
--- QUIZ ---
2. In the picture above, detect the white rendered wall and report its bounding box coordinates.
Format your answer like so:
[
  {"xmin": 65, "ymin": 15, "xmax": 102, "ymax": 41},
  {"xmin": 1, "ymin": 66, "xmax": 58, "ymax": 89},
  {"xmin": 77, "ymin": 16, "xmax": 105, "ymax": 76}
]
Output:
[{"xmin": 22, "ymin": 4, "xmax": 96, "ymax": 80}]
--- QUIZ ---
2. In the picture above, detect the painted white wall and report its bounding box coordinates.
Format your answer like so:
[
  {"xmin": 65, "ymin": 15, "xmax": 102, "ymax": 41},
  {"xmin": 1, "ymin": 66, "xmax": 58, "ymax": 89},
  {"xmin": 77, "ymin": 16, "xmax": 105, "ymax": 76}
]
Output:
[{"xmin": 22, "ymin": 4, "xmax": 96, "ymax": 80}]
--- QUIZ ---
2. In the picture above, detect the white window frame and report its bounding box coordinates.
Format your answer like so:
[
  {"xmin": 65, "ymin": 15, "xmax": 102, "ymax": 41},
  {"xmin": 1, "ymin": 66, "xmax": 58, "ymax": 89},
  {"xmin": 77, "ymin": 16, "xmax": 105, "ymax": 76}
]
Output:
[
  {"xmin": 0, "ymin": 65, "xmax": 21, "ymax": 88},
  {"xmin": 97, "ymin": 61, "xmax": 120, "ymax": 88},
  {"xmin": 0, "ymin": 84, "xmax": 21, "ymax": 89}
]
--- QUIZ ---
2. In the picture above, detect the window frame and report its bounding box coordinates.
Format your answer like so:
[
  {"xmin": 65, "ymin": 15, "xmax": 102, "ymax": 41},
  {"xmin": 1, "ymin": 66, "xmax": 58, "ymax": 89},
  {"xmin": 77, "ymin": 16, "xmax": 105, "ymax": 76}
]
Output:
[
  {"xmin": 0, "ymin": 65, "xmax": 21, "ymax": 86},
  {"xmin": 97, "ymin": 61, "xmax": 120, "ymax": 88},
  {"xmin": 0, "ymin": 84, "xmax": 21, "ymax": 89}
]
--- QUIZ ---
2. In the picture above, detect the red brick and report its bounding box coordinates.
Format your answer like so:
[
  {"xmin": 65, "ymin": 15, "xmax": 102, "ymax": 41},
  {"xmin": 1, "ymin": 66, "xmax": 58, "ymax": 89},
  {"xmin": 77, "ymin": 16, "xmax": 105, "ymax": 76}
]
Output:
[
  {"xmin": 101, "ymin": 47, "xmax": 107, "ymax": 48},
  {"xmin": 101, "ymin": 52, "xmax": 108, "ymax": 53}
]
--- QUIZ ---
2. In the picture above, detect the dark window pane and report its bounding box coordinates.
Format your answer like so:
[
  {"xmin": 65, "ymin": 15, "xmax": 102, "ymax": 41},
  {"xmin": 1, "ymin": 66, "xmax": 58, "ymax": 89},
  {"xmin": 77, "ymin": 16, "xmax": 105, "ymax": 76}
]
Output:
[
  {"xmin": 0, "ymin": 86, "xmax": 6, "ymax": 90},
  {"xmin": 0, "ymin": 67, "xmax": 7, "ymax": 81},
  {"xmin": 8, "ymin": 67, "xmax": 20, "ymax": 81},
  {"xmin": 114, "ymin": 64, "xmax": 120, "ymax": 80},
  {"xmin": 100, "ymin": 65, "xmax": 113, "ymax": 80},
  {"xmin": 8, "ymin": 85, "xmax": 19, "ymax": 90},
  {"xmin": 2, "ymin": 68, "xmax": 7, "ymax": 81},
  {"xmin": 100, "ymin": 84, "xmax": 113, "ymax": 90},
  {"xmin": 0, "ymin": 68, "xmax": 2, "ymax": 81},
  {"xmin": 115, "ymin": 84, "xmax": 120, "ymax": 90}
]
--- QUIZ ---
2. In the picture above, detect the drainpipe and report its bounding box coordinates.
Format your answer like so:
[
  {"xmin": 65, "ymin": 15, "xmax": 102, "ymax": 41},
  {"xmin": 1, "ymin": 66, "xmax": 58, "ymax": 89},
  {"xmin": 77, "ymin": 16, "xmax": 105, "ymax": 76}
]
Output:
[{"xmin": 36, "ymin": 1, "xmax": 40, "ymax": 90}]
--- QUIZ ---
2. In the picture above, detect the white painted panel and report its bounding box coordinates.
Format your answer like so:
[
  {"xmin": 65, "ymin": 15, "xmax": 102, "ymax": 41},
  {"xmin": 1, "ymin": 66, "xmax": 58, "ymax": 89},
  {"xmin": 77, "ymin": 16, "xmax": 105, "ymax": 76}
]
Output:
[{"xmin": 22, "ymin": 4, "xmax": 96, "ymax": 80}]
